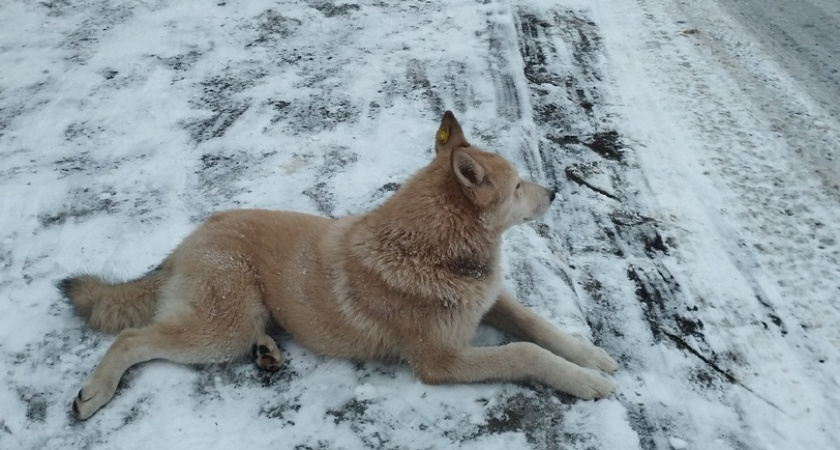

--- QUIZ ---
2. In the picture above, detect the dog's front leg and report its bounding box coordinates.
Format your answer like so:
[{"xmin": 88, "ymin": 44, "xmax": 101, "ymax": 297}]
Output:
[
  {"xmin": 411, "ymin": 343, "xmax": 614, "ymax": 399},
  {"xmin": 483, "ymin": 290, "xmax": 618, "ymax": 373}
]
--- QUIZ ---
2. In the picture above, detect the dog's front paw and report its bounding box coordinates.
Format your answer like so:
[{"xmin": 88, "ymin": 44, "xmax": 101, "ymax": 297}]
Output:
[
  {"xmin": 569, "ymin": 368, "xmax": 616, "ymax": 399},
  {"xmin": 579, "ymin": 345, "xmax": 618, "ymax": 373},
  {"xmin": 563, "ymin": 342, "xmax": 618, "ymax": 373},
  {"xmin": 72, "ymin": 380, "xmax": 117, "ymax": 420}
]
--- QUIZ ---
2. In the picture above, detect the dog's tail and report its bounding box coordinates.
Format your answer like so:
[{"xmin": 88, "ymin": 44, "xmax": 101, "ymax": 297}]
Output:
[{"xmin": 58, "ymin": 263, "xmax": 170, "ymax": 334}]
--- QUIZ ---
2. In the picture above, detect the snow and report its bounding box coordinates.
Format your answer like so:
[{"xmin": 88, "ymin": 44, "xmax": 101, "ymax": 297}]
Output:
[
  {"xmin": 669, "ymin": 437, "xmax": 688, "ymax": 450},
  {"xmin": 2, "ymin": 0, "xmax": 839, "ymax": 449}
]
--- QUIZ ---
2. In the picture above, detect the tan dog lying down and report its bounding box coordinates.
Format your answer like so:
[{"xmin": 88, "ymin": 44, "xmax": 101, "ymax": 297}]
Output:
[{"xmin": 61, "ymin": 111, "xmax": 618, "ymax": 420}]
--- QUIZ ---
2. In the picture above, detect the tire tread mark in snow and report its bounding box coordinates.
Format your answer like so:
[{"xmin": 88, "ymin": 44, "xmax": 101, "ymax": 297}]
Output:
[
  {"xmin": 183, "ymin": 71, "xmax": 266, "ymax": 143},
  {"xmin": 549, "ymin": 132, "xmax": 625, "ymax": 161},
  {"xmin": 488, "ymin": 20, "xmax": 523, "ymax": 120},
  {"xmin": 302, "ymin": 147, "xmax": 359, "ymax": 218},
  {"xmin": 405, "ymin": 59, "xmax": 445, "ymax": 114},
  {"xmin": 661, "ymin": 329, "xmax": 787, "ymax": 414},
  {"xmin": 517, "ymin": 10, "xmax": 604, "ymax": 129},
  {"xmin": 511, "ymin": 6, "xmax": 759, "ymax": 449},
  {"xmin": 564, "ymin": 165, "xmax": 620, "ymax": 201},
  {"xmin": 196, "ymin": 150, "xmax": 278, "ymax": 210},
  {"xmin": 512, "ymin": 7, "xmax": 685, "ymax": 448}
]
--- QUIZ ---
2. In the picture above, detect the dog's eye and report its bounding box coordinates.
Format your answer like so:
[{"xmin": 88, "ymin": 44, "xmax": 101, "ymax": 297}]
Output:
[{"xmin": 515, "ymin": 182, "xmax": 521, "ymax": 190}]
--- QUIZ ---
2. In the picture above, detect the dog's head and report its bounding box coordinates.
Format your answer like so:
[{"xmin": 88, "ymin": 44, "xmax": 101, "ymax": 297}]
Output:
[{"xmin": 434, "ymin": 111, "xmax": 556, "ymax": 231}]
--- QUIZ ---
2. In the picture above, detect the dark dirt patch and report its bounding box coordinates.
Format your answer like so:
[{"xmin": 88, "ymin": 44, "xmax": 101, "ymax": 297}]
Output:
[
  {"xmin": 481, "ymin": 393, "xmax": 562, "ymax": 436},
  {"xmin": 54, "ymin": 153, "xmax": 98, "ymax": 177},
  {"xmin": 64, "ymin": 122, "xmax": 104, "ymax": 142},
  {"xmin": 324, "ymin": 397, "xmax": 399, "ymax": 449},
  {"xmin": 191, "ymin": 363, "xmax": 274, "ymax": 403},
  {"xmin": 246, "ymin": 9, "xmax": 302, "ymax": 48},
  {"xmin": 272, "ymin": 98, "xmax": 359, "ymax": 134},
  {"xmin": 63, "ymin": 3, "xmax": 135, "ymax": 64},
  {"xmin": 320, "ymin": 148, "xmax": 359, "ymax": 177},
  {"xmin": 610, "ymin": 214, "xmax": 669, "ymax": 256},
  {"xmin": 311, "ymin": 1, "xmax": 360, "ymax": 18},
  {"xmin": 642, "ymin": 231, "xmax": 668, "ymax": 254},
  {"xmin": 23, "ymin": 392, "xmax": 48, "ymax": 422},
  {"xmin": 509, "ymin": 258, "xmax": 539, "ymax": 299},
  {"xmin": 326, "ymin": 398, "xmax": 371, "ymax": 424},
  {"xmin": 624, "ymin": 403, "xmax": 662, "ymax": 450},
  {"xmin": 261, "ymin": 394, "xmax": 302, "ymax": 425},
  {"xmin": 155, "ymin": 50, "xmax": 204, "ymax": 72},
  {"xmin": 183, "ymin": 70, "xmax": 266, "ymax": 143},
  {"xmin": 549, "ymin": 131, "xmax": 624, "ymax": 161},
  {"xmin": 185, "ymin": 103, "xmax": 249, "ymax": 143},
  {"xmin": 300, "ymin": 146, "xmax": 359, "ymax": 216},
  {"xmin": 118, "ymin": 396, "xmax": 150, "ymax": 428},
  {"xmin": 675, "ymin": 315, "xmax": 705, "ymax": 339},
  {"xmin": 690, "ymin": 366, "xmax": 723, "ymax": 389},
  {"xmin": 755, "ymin": 295, "xmax": 788, "ymax": 336},
  {"xmin": 376, "ymin": 59, "xmax": 477, "ymax": 116},
  {"xmin": 196, "ymin": 149, "xmax": 277, "ymax": 204},
  {"xmin": 38, "ymin": 187, "xmax": 122, "ymax": 227},
  {"xmin": 293, "ymin": 443, "xmax": 332, "ymax": 450},
  {"xmin": 585, "ymin": 131, "xmax": 623, "ymax": 161},
  {"xmin": 405, "ymin": 59, "xmax": 444, "ymax": 114},
  {"xmin": 627, "ymin": 264, "xmax": 680, "ymax": 342},
  {"xmin": 303, "ymin": 182, "xmax": 335, "ymax": 217},
  {"xmin": 469, "ymin": 390, "xmax": 602, "ymax": 450},
  {"xmin": 376, "ymin": 182, "xmax": 400, "ymax": 195},
  {"xmin": 39, "ymin": 0, "xmax": 71, "ymax": 16},
  {"xmin": 101, "ymin": 68, "xmax": 119, "ymax": 79},
  {"xmin": 564, "ymin": 162, "xmax": 620, "ymax": 201},
  {"xmin": 580, "ymin": 277, "xmax": 627, "ymax": 347}
]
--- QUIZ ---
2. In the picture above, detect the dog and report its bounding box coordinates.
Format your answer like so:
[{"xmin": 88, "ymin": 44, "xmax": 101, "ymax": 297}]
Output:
[{"xmin": 60, "ymin": 111, "xmax": 618, "ymax": 420}]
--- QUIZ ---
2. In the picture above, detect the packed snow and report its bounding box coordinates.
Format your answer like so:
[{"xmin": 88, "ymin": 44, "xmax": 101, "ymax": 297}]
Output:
[{"xmin": 1, "ymin": 0, "xmax": 839, "ymax": 449}]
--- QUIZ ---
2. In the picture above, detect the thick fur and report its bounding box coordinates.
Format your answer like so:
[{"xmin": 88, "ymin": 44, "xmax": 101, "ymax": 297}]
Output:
[
  {"xmin": 59, "ymin": 266, "xmax": 170, "ymax": 333},
  {"xmin": 62, "ymin": 111, "xmax": 618, "ymax": 420}
]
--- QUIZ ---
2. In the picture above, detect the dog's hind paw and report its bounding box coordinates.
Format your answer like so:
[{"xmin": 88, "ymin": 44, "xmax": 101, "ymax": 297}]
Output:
[
  {"xmin": 252, "ymin": 335, "xmax": 283, "ymax": 372},
  {"xmin": 72, "ymin": 381, "xmax": 116, "ymax": 420}
]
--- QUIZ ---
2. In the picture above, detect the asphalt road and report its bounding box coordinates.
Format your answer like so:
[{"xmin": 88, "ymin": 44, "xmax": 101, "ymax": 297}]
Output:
[{"xmin": 716, "ymin": 0, "xmax": 840, "ymax": 116}]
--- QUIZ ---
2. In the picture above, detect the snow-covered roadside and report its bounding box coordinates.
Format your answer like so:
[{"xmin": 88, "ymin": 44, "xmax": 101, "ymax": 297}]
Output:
[
  {"xmin": 1, "ymin": 0, "xmax": 838, "ymax": 449},
  {"xmin": 591, "ymin": 0, "xmax": 840, "ymax": 447}
]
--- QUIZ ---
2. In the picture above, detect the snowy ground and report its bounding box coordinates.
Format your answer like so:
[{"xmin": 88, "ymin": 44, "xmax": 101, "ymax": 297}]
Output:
[{"xmin": 2, "ymin": 0, "xmax": 839, "ymax": 449}]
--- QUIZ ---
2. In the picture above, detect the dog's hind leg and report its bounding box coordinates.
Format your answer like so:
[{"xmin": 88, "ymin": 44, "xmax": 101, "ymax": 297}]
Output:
[
  {"xmin": 483, "ymin": 290, "xmax": 618, "ymax": 373},
  {"xmin": 72, "ymin": 267, "xmax": 272, "ymax": 420},
  {"xmin": 73, "ymin": 324, "xmax": 195, "ymax": 419}
]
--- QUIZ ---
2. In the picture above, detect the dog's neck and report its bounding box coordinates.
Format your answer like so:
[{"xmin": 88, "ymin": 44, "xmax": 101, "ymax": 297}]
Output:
[{"xmin": 362, "ymin": 156, "xmax": 500, "ymax": 280}]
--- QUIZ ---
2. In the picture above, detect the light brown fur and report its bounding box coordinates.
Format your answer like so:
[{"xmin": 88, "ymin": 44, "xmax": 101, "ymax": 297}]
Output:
[{"xmin": 61, "ymin": 111, "xmax": 617, "ymax": 420}]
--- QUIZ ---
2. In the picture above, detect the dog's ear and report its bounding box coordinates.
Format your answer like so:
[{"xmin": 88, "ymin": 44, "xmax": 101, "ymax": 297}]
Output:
[
  {"xmin": 451, "ymin": 147, "xmax": 485, "ymax": 189},
  {"xmin": 435, "ymin": 110, "xmax": 469, "ymax": 154}
]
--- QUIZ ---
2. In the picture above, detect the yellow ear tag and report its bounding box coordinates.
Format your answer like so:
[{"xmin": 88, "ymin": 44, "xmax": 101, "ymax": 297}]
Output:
[{"xmin": 436, "ymin": 128, "xmax": 449, "ymax": 144}]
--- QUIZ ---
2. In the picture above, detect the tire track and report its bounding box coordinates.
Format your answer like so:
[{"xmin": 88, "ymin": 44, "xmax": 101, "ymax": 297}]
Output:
[
  {"xmin": 510, "ymin": 3, "xmax": 762, "ymax": 448},
  {"xmin": 487, "ymin": 18, "xmax": 524, "ymax": 122}
]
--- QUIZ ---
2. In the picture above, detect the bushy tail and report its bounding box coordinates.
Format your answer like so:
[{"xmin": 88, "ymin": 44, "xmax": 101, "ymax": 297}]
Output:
[{"xmin": 59, "ymin": 264, "xmax": 170, "ymax": 334}]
